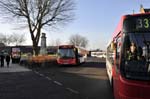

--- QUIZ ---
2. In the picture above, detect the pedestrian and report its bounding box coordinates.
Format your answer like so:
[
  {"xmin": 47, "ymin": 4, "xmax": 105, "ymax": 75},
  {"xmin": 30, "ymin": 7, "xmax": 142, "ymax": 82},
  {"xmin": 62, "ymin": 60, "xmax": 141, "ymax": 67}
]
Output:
[
  {"xmin": 0, "ymin": 53, "xmax": 5, "ymax": 67},
  {"xmin": 6, "ymin": 54, "xmax": 10, "ymax": 67}
]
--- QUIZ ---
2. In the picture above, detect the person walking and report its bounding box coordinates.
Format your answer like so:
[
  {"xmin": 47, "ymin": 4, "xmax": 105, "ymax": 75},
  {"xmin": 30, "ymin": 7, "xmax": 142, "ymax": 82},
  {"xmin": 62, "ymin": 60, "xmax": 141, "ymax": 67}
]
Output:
[
  {"xmin": 0, "ymin": 53, "xmax": 5, "ymax": 67},
  {"xmin": 6, "ymin": 54, "xmax": 10, "ymax": 67}
]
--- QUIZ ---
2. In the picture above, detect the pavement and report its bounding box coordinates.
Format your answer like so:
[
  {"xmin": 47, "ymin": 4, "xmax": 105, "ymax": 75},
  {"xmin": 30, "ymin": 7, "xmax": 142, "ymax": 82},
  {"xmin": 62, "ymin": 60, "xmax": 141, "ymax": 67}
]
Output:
[{"xmin": 0, "ymin": 61, "xmax": 31, "ymax": 73}]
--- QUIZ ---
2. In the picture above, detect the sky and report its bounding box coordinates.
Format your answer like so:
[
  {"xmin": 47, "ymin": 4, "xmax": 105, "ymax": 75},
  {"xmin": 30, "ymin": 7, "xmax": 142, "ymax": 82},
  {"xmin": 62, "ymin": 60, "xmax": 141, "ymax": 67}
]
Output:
[{"xmin": 0, "ymin": 0, "xmax": 150, "ymax": 50}]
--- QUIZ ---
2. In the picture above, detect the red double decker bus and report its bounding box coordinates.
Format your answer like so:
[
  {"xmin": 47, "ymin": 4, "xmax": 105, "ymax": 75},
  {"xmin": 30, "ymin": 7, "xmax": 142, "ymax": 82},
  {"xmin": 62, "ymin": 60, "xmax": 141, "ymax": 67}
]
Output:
[
  {"xmin": 106, "ymin": 13, "xmax": 150, "ymax": 99},
  {"xmin": 57, "ymin": 45, "xmax": 85, "ymax": 65}
]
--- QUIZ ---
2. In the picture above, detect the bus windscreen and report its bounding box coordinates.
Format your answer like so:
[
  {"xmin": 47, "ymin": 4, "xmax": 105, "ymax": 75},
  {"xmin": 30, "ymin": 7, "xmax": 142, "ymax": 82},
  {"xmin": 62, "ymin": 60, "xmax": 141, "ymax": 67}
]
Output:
[
  {"xmin": 122, "ymin": 33, "xmax": 150, "ymax": 80},
  {"xmin": 58, "ymin": 48, "xmax": 75, "ymax": 59}
]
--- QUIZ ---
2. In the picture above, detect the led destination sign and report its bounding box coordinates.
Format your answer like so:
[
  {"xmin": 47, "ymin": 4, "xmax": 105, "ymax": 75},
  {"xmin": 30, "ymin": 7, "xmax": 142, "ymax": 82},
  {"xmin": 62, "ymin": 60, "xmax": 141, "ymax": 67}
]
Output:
[
  {"xmin": 123, "ymin": 15, "xmax": 150, "ymax": 32},
  {"xmin": 136, "ymin": 17, "xmax": 150, "ymax": 30}
]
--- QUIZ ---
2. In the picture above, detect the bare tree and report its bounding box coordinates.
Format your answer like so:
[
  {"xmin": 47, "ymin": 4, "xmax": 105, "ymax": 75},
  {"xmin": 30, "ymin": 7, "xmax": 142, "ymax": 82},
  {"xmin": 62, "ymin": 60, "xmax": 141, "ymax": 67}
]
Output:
[
  {"xmin": 69, "ymin": 34, "xmax": 88, "ymax": 48},
  {"xmin": 0, "ymin": 33, "xmax": 12, "ymax": 46},
  {"xmin": 11, "ymin": 33, "xmax": 26, "ymax": 46},
  {"xmin": 55, "ymin": 38, "xmax": 61, "ymax": 46},
  {"xmin": 0, "ymin": 0, "xmax": 75, "ymax": 55},
  {"xmin": 0, "ymin": 33, "xmax": 26, "ymax": 46},
  {"xmin": 48, "ymin": 38, "xmax": 61, "ymax": 46}
]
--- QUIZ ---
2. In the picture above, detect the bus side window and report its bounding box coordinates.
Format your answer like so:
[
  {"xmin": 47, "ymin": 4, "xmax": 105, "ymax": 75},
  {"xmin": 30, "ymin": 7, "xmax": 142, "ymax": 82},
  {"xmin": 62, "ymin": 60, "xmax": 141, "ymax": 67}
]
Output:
[
  {"xmin": 116, "ymin": 36, "xmax": 122, "ymax": 69},
  {"xmin": 107, "ymin": 43, "xmax": 114, "ymax": 65}
]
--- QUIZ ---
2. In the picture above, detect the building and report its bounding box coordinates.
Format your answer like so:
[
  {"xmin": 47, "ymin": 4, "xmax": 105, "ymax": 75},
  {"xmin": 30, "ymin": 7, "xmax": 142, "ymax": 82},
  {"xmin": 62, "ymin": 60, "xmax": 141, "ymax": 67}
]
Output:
[
  {"xmin": 90, "ymin": 50, "xmax": 106, "ymax": 58},
  {"xmin": 0, "ymin": 45, "xmax": 57, "ymax": 55}
]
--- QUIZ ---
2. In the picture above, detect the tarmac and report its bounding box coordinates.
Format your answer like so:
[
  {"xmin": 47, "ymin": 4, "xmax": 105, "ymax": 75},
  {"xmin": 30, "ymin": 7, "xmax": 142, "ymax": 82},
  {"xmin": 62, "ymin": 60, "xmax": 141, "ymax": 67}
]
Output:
[{"xmin": 0, "ymin": 61, "xmax": 31, "ymax": 73}]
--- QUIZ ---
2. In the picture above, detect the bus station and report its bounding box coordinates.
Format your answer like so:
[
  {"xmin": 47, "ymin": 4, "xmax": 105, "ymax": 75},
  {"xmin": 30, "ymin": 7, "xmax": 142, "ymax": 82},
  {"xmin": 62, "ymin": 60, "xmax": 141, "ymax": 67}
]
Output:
[{"xmin": 0, "ymin": 2, "xmax": 150, "ymax": 99}]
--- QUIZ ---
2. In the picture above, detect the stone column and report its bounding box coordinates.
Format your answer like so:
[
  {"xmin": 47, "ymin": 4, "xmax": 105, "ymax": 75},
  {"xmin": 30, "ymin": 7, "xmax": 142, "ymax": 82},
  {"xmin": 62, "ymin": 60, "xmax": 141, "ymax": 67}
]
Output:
[{"xmin": 40, "ymin": 33, "xmax": 47, "ymax": 55}]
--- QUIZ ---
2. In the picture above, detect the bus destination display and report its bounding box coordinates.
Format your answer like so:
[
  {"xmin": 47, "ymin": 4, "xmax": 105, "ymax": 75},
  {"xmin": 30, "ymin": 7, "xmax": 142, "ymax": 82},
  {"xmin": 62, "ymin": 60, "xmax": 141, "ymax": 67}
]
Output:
[
  {"xmin": 136, "ymin": 17, "xmax": 150, "ymax": 30},
  {"xmin": 124, "ymin": 15, "xmax": 150, "ymax": 32}
]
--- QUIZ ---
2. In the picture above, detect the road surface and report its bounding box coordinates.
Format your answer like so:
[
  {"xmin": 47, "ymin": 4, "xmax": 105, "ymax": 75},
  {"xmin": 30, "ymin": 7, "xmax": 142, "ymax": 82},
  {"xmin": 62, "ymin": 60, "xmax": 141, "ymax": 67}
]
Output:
[{"xmin": 0, "ymin": 57, "xmax": 114, "ymax": 99}]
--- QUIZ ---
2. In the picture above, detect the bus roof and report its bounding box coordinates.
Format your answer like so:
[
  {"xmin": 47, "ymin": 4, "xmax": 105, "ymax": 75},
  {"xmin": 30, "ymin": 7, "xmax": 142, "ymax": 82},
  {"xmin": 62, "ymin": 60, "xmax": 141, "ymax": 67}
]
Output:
[{"xmin": 58, "ymin": 45, "xmax": 75, "ymax": 48}]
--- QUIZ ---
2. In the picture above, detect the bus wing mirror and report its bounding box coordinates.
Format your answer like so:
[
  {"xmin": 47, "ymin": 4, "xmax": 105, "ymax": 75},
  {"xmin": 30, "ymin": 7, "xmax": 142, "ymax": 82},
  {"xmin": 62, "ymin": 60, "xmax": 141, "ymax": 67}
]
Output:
[{"xmin": 111, "ymin": 41, "xmax": 116, "ymax": 50}]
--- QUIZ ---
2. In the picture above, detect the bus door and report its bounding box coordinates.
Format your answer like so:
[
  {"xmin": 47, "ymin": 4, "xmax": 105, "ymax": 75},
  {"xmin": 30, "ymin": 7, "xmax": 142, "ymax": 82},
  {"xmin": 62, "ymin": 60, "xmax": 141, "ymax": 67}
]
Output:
[
  {"xmin": 113, "ymin": 35, "xmax": 122, "ymax": 98},
  {"xmin": 75, "ymin": 48, "xmax": 79, "ymax": 64}
]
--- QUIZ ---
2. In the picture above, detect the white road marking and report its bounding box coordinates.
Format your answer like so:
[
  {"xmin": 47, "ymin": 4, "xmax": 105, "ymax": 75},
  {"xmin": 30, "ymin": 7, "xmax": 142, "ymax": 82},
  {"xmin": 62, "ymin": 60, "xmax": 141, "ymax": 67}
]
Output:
[
  {"xmin": 53, "ymin": 81, "xmax": 63, "ymax": 86},
  {"xmin": 34, "ymin": 71, "xmax": 40, "ymax": 74},
  {"xmin": 45, "ymin": 76, "xmax": 52, "ymax": 80},
  {"xmin": 39, "ymin": 73, "xmax": 44, "ymax": 77},
  {"xmin": 33, "ymin": 71, "xmax": 80, "ymax": 95},
  {"xmin": 66, "ymin": 88, "xmax": 79, "ymax": 94}
]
